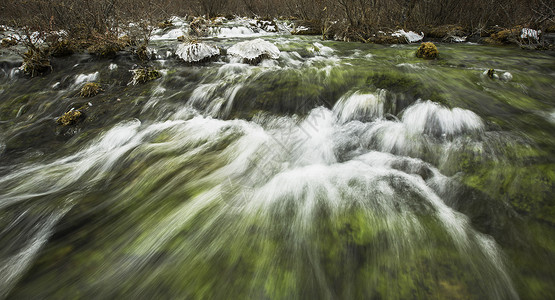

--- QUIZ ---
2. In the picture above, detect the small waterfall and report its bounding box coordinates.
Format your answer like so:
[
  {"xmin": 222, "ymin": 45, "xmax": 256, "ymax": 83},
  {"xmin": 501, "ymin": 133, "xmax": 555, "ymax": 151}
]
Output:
[
  {"xmin": 333, "ymin": 90, "xmax": 386, "ymax": 124},
  {"xmin": 401, "ymin": 100, "xmax": 484, "ymax": 138}
]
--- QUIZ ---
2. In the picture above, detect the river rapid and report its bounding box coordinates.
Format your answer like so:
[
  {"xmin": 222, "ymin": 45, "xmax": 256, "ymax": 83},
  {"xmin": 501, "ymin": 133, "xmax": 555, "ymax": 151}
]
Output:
[{"xmin": 0, "ymin": 18, "xmax": 554, "ymax": 299}]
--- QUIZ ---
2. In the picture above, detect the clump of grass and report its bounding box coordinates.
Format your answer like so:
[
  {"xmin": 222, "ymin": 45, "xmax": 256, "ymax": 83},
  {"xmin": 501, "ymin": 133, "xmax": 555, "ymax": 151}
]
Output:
[
  {"xmin": 416, "ymin": 42, "xmax": 439, "ymax": 59},
  {"xmin": 130, "ymin": 68, "xmax": 161, "ymax": 85},
  {"xmin": 57, "ymin": 109, "xmax": 84, "ymax": 126},
  {"xmin": 20, "ymin": 49, "xmax": 51, "ymax": 77},
  {"xmin": 1, "ymin": 38, "xmax": 17, "ymax": 48},
  {"xmin": 49, "ymin": 39, "xmax": 75, "ymax": 57},
  {"xmin": 87, "ymin": 33, "xmax": 128, "ymax": 57},
  {"xmin": 80, "ymin": 82, "xmax": 102, "ymax": 97}
]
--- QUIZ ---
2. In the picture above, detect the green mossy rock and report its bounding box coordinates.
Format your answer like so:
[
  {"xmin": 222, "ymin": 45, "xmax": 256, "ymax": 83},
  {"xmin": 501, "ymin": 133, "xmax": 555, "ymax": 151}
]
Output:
[{"xmin": 416, "ymin": 42, "xmax": 439, "ymax": 59}]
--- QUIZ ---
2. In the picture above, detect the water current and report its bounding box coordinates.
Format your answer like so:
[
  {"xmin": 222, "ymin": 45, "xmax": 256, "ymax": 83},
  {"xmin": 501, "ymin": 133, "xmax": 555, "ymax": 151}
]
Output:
[{"xmin": 0, "ymin": 18, "xmax": 554, "ymax": 299}]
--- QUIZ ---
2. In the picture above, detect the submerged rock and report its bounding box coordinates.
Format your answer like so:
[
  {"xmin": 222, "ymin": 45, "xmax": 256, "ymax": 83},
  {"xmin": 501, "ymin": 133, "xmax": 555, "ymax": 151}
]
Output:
[
  {"xmin": 227, "ymin": 38, "xmax": 280, "ymax": 64},
  {"xmin": 176, "ymin": 41, "xmax": 220, "ymax": 63},
  {"xmin": 416, "ymin": 42, "xmax": 439, "ymax": 59}
]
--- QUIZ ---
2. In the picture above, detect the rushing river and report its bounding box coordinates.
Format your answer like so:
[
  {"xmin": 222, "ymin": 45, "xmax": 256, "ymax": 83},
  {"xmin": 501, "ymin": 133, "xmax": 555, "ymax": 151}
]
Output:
[{"xmin": 0, "ymin": 19, "xmax": 554, "ymax": 299}]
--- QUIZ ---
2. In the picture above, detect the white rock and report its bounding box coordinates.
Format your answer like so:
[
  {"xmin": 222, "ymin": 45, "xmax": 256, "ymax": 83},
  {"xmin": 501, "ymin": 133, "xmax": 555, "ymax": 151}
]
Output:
[
  {"xmin": 74, "ymin": 72, "xmax": 99, "ymax": 85},
  {"xmin": 176, "ymin": 42, "xmax": 220, "ymax": 63},
  {"xmin": 227, "ymin": 38, "xmax": 280, "ymax": 62}
]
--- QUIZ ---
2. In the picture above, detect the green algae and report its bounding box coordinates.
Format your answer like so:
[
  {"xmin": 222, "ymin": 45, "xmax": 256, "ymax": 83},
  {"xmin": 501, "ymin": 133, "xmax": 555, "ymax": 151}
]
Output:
[{"xmin": 0, "ymin": 35, "xmax": 554, "ymax": 300}]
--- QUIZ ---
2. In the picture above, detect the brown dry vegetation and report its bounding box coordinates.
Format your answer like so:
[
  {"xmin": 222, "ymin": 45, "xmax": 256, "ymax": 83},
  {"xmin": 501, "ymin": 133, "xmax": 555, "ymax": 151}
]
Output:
[
  {"xmin": 1, "ymin": 0, "xmax": 552, "ymax": 32},
  {"xmin": 0, "ymin": 0, "xmax": 553, "ymax": 65}
]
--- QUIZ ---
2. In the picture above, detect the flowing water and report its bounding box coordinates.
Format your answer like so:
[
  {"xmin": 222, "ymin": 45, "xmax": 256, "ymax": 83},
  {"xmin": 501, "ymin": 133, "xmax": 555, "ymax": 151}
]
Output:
[{"xmin": 0, "ymin": 20, "xmax": 554, "ymax": 299}]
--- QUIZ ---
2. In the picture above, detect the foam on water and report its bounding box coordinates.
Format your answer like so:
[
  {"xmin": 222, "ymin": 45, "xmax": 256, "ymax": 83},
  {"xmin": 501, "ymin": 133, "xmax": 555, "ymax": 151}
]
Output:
[
  {"xmin": 74, "ymin": 72, "xmax": 99, "ymax": 85},
  {"xmin": 150, "ymin": 28, "xmax": 186, "ymax": 41}
]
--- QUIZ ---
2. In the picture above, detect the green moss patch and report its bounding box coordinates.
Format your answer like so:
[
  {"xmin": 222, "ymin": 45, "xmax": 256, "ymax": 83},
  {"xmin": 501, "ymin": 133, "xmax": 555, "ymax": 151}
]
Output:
[{"xmin": 416, "ymin": 42, "xmax": 439, "ymax": 59}]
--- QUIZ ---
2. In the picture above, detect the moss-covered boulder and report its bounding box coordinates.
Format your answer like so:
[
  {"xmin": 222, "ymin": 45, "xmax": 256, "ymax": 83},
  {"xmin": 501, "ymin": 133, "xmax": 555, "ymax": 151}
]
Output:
[
  {"xmin": 57, "ymin": 109, "xmax": 85, "ymax": 126},
  {"xmin": 416, "ymin": 42, "xmax": 439, "ymax": 59},
  {"xmin": 130, "ymin": 68, "xmax": 161, "ymax": 85},
  {"xmin": 79, "ymin": 82, "xmax": 102, "ymax": 97}
]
